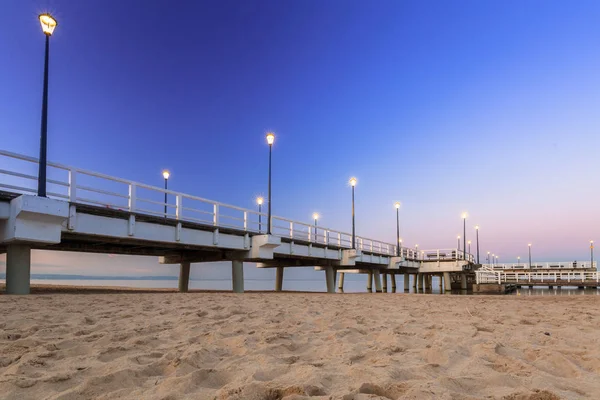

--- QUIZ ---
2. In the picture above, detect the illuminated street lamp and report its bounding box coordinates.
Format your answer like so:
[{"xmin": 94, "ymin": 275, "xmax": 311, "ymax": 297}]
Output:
[
  {"xmin": 349, "ymin": 177, "xmax": 357, "ymax": 249},
  {"xmin": 266, "ymin": 132, "xmax": 275, "ymax": 234},
  {"xmin": 256, "ymin": 196, "xmax": 264, "ymax": 232},
  {"xmin": 394, "ymin": 202, "xmax": 401, "ymax": 256},
  {"xmin": 528, "ymin": 243, "xmax": 532, "ymax": 268},
  {"xmin": 517, "ymin": 256, "xmax": 521, "ymax": 267},
  {"xmin": 162, "ymin": 170, "xmax": 170, "ymax": 216},
  {"xmin": 487, "ymin": 251, "xmax": 490, "ymax": 265},
  {"xmin": 591, "ymin": 240, "xmax": 594, "ymax": 268},
  {"xmin": 475, "ymin": 225, "xmax": 480, "ymax": 264},
  {"xmin": 312, "ymin": 212, "xmax": 319, "ymax": 242},
  {"xmin": 37, "ymin": 13, "xmax": 58, "ymax": 197}
]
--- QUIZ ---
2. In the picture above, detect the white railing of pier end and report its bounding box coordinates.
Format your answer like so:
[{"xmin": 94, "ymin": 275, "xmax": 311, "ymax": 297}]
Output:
[
  {"xmin": 476, "ymin": 270, "xmax": 600, "ymax": 285},
  {"xmin": 491, "ymin": 262, "xmax": 597, "ymax": 270},
  {"xmin": 0, "ymin": 149, "xmax": 402, "ymax": 256}
]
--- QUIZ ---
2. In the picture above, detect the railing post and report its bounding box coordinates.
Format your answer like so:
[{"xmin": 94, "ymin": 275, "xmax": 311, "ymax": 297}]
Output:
[
  {"xmin": 308, "ymin": 224, "xmax": 311, "ymax": 242},
  {"xmin": 213, "ymin": 204, "xmax": 219, "ymax": 227},
  {"xmin": 68, "ymin": 168, "xmax": 77, "ymax": 202},
  {"xmin": 128, "ymin": 184, "xmax": 136, "ymax": 212},
  {"xmin": 326, "ymin": 230, "xmax": 330, "ymax": 246},
  {"xmin": 289, "ymin": 221, "xmax": 293, "ymax": 239},
  {"xmin": 176, "ymin": 195, "xmax": 183, "ymax": 220},
  {"xmin": 243, "ymin": 211, "xmax": 248, "ymax": 231},
  {"xmin": 338, "ymin": 232, "xmax": 341, "ymax": 246}
]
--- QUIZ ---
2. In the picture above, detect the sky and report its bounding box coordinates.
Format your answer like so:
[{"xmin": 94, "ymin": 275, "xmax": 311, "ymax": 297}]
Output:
[{"xmin": 2, "ymin": 0, "xmax": 600, "ymax": 278}]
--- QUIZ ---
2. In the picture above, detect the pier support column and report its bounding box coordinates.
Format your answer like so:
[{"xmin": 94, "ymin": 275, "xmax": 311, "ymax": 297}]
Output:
[
  {"xmin": 6, "ymin": 244, "xmax": 31, "ymax": 295},
  {"xmin": 338, "ymin": 272, "xmax": 345, "ymax": 293},
  {"xmin": 390, "ymin": 274, "xmax": 397, "ymax": 293},
  {"xmin": 275, "ymin": 267, "xmax": 284, "ymax": 291},
  {"xmin": 443, "ymin": 272, "xmax": 452, "ymax": 293},
  {"xmin": 412, "ymin": 274, "xmax": 417, "ymax": 289},
  {"xmin": 367, "ymin": 272, "xmax": 373, "ymax": 292},
  {"xmin": 439, "ymin": 274, "xmax": 443, "ymax": 293},
  {"xmin": 417, "ymin": 273, "xmax": 423, "ymax": 292},
  {"xmin": 373, "ymin": 270, "xmax": 383, "ymax": 293},
  {"xmin": 425, "ymin": 275, "xmax": 431, "ymax": 291},
  {"xmin": 404, "ymin": 273, "xmax": 410, "ymax": 292},
  {"xmin": 231, "ymin": 260, "xmax": 244, "ymax": 293},
  {"xmin": 460, "ymin": 273, "xmax": 467, "ymax": 291},
  {"xmin": 382, "ymin": 273, "xmax": 388, "ymax": 293},
  {"xmin": 325, "ymin": 267, "xmax": 335, "ymax": 293},
  {"xmin": 179, "ymin": 261, "xmax": 191, "ymax": 293}
]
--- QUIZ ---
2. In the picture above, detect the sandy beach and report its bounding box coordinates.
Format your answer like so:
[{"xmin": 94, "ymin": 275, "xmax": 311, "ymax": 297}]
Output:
[{"xmin": 1, "ymin": 288, "xmax": 599, "ymax": 399}]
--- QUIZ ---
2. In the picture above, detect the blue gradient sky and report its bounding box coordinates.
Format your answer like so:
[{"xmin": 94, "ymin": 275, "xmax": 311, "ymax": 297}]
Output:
[{"xmin": 2, "ymin": 0, "xmax": 600, "ymax": 276}]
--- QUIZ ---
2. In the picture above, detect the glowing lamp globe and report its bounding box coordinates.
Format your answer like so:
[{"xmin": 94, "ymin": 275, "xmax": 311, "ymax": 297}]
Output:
[{"xmin": 39, "ymin": 14, "xmax": 58, "ymax": 36}]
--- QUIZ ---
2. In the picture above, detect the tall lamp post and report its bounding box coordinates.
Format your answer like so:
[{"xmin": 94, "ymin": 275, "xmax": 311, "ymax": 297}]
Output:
[
  {"xmin": 591, "ymin": 240, "xmax": 594, "ymax": 268},
  {"xmin": 266, "ymin": 132, "xmax": 275, "ymax": 234},
  {"xmin": 461, "ymin": 212, "xmax": 467, "ymax": 260},
  {"xmin": 394, "ymin": 202, "xmax": 401, "ymax": 256},
  {"xmin": 475, "ymin": 225, "xmax": 480, "ymax": 264},
  {"xmin": 528, "ymin": 243, "xmax": 532, "ymax": 269},
  {"xmin": 256, "ymin": 197, "xmax": 264, "ymax": 232},
  {"xmin": 487, "ymin": 251, "xmax": 490, "ymax": 265},
  {"xmin": 492, "ymin": 253, "xmax": 495, "ymax": 266},
  {"xmin": 162, "ymin": 170, "xmax": 170, "ymax": 216},
  {"xmin": 495, "ymin": 255, "xmax": 499, "ymax": 265},
  {"xmin": 517, "ymin": 256, "xmax": 521, "ymax": 267},
  {"xmin": 312, "ymin": 213, "xmax": 319, "ymax": 242},
  {"xmin": 37, "ymin": 14, "xmax": 58, "ymax": 197},
  {"xmin": 349, "ymin": 177, "xmax": 357, "ymax": 248}
]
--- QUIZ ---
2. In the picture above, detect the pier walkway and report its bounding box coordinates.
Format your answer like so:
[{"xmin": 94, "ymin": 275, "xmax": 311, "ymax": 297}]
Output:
[{"xmin": 1, "ymin": 149, "xmax": 475, "ymax": 294}]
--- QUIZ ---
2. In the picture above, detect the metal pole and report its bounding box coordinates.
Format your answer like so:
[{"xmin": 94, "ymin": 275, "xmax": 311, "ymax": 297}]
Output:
[
  {"xmin": 463, "ymin": 217, "xmax": 466, "ymax": 260},
  {"xmin": 37, "ymin": 34, "xmax": 50, "ymax": 197},
  {"xmin": 396, "ymin": 207, "xmax": 400, "ymax": 256},
  {"xmin": 528, "ymin": 246, "xmax": 532, "ymax": 268},
  {"xmin": 267, "ymin": 144, "xmax": 272, "ymax": 234},
  {"xmin": 314, "ymin": 218, "xmax": 317, "ymax": 242},
  {"xmin": 164, "ymin": 178, "xmax": 168, "ymax": 216},
  {"xmin": 591, "ymin": 243, "xmax": 594, "ymax": 268},
  {"xmin": 258, "ymin": 204, "xmax": 262, "ymax": 232},
  {"xmin": 351, "ymin": 185, "xmax": 355, "ymax": 249},
  {"xmin": 476, "ymin": 228, "xmax": 480, "ymax": 264}
]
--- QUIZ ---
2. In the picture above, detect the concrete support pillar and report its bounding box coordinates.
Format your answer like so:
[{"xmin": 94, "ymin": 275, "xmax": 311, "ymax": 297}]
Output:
[
  {"xmin": 425, "ymin": 275, "xmax": 431, "ymax": 291},
  {"xmin": 439, "ymin": 274, "xmax": 443, "ymax": 293},
  {"xmin": 382, "ymin": 273, "xmax": 388, "ymax": 293},
  {"xmin": 390, "ymin": 274, "xmax": 397, "ymax": 293},
  {"xmin": 275, "ymin": 267, "xmax": 284, "ymax": 291},
  {"xmin": 338, "ymin": 272, "xmax": 345, "ymax": 293},
  {"xmin": 179, "ymin": 261, "xmax": 191, "ymax": 293},
  {"xmin": 367, "ymin": 271, "xmax": 373, "ymax": 292},
  {"xmin": 460, "ymin": 273, "xmax": 467, "ymax": 291},
  {"xmin": 6, "ymin": 244, "xmax": 31, "ymax": 295},
  {"xmin": 325, "ymin": 267, "xmax": 335, "ymax": 293},
  {"xmin": 404, "ymin": 273, "xmax": 410, "ymax": 292},
  {"xmin": 232, "ymin": 260, "xmax": 244, "ymax": 293},
  {"xmin": 417, "ymin": 273, "xmax": 423, "ymax": 292},
  {"xmin": 373, "ymin": 270, "xmax": 382, "ymax": 293},
  {"xmin": 443, "ymin": 272, "xmax": 452, "ymax": 293},
  {"xmin": 412, "ymin": 274, "xmax": 417, "ymax": 289}
]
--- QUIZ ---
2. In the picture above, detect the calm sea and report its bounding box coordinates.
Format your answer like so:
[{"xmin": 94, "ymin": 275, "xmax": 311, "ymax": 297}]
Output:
[{"xmin": 2, "ymin": 276, "xmax": 599, "ymax": 295}]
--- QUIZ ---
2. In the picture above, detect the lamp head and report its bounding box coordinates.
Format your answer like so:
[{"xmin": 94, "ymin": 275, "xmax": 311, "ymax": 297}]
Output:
[
  {"xmin": 591, "ymin": 240, "xmax": 594, "ymax": 244},
  {"xmin": 394, "ymin": 201, "xmax": 401, "ymax": 209},
  {"xmin": 266, "ymin": 132, "xmax": 275, "ymax": 145},
  {"xmin": 528, "ymin": 243, "xmax": 532, "ymax": 247},
  {"xmin": 475, "ymin": 225, "xmax": 479, "ymax": 230},
  {"xmin": 461, "ymin": 212, "xmax": 468, "ymax": 219},
  {"xmin": 256, "ymin": 196, "xmax": 264, "ymax": 205},
  {"xmin": 39, "ymin": 14, "xmax": 57, "ymax": 36},
  {"xmin": 162, "ymin": 170, "xmax": 170, "ymax": 180},
  {"xmin": 457, "ymin": 235, "xmax": 460, "ymax": 239},
  {"xmin": 312, "ymin": 212, "xmax": 319, "ymax": 221},
  {"xmin": 349, "ymin": 177, "xmax": 357, "ymax": 187},
  {"xmin": 468, "ymin": 240, "xmax": 471, "ymax": 244}
]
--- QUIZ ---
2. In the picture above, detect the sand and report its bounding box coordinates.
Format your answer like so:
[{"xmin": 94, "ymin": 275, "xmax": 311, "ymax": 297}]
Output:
[{"xmin": 1, "ymin": 288, "xmax": 600, "ymax": 399}]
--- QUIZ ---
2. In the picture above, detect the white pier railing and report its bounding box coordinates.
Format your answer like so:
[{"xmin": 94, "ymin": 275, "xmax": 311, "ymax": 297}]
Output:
[
  {"xmin": 419, "ymin": 248, "xmax": 474, "ymax": 263},
  {"xmin": 0, "ymin": 149, "xmax": 410, "ymax": 257},
  {"xmin": 476, "ymin": 269, "xmax": 600, "ymax": 285},
  {"xmin": 490, "ymin": 262, "xmax": 596, "ymax": 270}
]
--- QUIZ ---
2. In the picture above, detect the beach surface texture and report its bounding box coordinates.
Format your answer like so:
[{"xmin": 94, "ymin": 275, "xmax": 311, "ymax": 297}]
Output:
[{"xmin": 1, "ymin": 289, "xmax": 599, "ymax": 399}]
